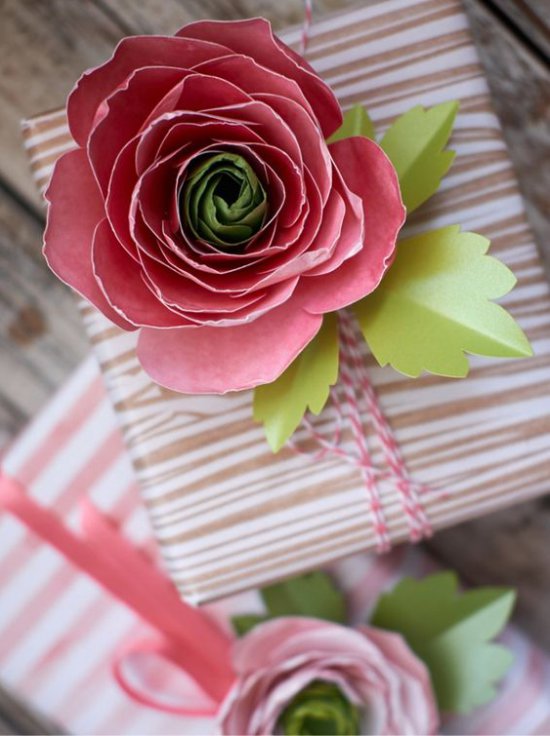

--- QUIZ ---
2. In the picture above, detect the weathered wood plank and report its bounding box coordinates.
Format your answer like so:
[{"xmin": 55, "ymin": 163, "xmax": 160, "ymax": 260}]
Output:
[
  {"xmin": 0, "ymin": 187, "xmax": 88, "ymax": 449},
  {"xmin": 99, "ymin": 0, "xmax": 359, "ymax": 34},
  {"xmin": 0, "ymin": 0, "xmax": 126, "ymax": 211},
  {"xmin": 463, "ymin": 0, "xmax": 550, "ymax": 272},
  {"xmin": 0, "ymin": 683, "xmax": 61, "ymax": 735},
  {"xmin": 493, "ymin": 0, "xmax": 550, "ymax": 60}
]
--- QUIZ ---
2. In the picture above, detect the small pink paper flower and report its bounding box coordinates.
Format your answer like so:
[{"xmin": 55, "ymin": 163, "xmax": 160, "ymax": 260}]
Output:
[
  {"xmin": 44, "ymin": 19, "xmax": 404, "ymax": 394},
  {"xmin": 219, "ymin": 617, "xmax": 438, "ymax": 735}
]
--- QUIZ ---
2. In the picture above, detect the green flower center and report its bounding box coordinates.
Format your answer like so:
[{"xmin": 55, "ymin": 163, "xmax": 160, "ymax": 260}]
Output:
[
  {"xmin": 277, "ymin": 681, "xmax": 361, "ymax": 736},
  {"xmin": 180, "ymin": 152, "xmax": 267, "ymax": 249}
]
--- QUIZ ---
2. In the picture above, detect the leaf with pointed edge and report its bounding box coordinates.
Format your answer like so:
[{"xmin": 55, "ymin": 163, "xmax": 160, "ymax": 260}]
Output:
[
  {"xmin": 327, "ymin": 104, "xmax": 376, "ymax": 143},
  {"xmin": 262, "ymin": 572, "xmax": 346, "ymax": 624},
  {"xmin": 230, "ymin": 572, "xmax": 346, "ymax": 637},
  {"xmin": 371, "ymin": 572, "xmax": 516, "ymax": 713},
  {"xmin": 231, "ymin": 614, "xmax": 269, "ymax": 637},
  {"xmin": 354, "ymin": 226, "xmax": 532, "ymax": 378},
  {"xmin": 380, "ymin": 101, "xmax": 458, "ymax": 213},
  {"xmin": 253, "ymin": 313, "xmax": 339, "ymax": 452}
]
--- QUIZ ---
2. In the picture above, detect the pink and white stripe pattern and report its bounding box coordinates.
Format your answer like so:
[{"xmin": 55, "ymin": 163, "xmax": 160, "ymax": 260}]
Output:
[{"xmin": 1, "ymin": 360, "xmax": 550, "ymax": 733}]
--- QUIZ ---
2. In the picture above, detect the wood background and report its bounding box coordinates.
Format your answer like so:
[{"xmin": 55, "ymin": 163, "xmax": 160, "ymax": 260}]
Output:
[{"xmin": 0, "ymin": 0, "xmax": 548, "ymax": 732}]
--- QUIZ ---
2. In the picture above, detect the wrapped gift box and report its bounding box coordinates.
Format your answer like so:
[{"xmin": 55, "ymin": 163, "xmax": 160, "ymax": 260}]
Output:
[
  {"xmin": 1, "ymin": 359, "xmax": 550, "ymax": 735},
  {"xmin": 0, "ymin": 359, "xmax": 196, "ymax": 734},
  {"xmin": 21, "ymin": 0, "xmax": 550, "ymax": 604}
]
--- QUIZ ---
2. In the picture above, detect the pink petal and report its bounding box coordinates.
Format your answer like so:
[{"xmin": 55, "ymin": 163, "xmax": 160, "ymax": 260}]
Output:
[
  {"xmin": 159, "ymin": 220, "xmax": 277, "ymax": 277},
  {"xmin": 67, "ymin": 35, "xmax": 231, "ymax": 146},
  {"xmin": 254, "ymin": 92, "xmax": 332, "ymax": 205},
  {"xmin": 88, "ymin": 66, "xmax": 189, "ymax": 194},
  {"xmin": 139, "ymin": 78, "xmax": 190, "ymax": 132},
  {"xmin": 304, "ymin": 166, "xmax": 363, "ymax": 277},
  {"xmin": 136, "ymin": 300, "xmax": 322, "ymax": 393},
  {"xmin": 201, "ymin": 97, "xmax": 304, "ymax": 171},
  {"xmin": 176, "ymin": 72, "xmax": 252, "ymax": 116},
  {"xmin": 137, "ymin": 227, "xmax": 302, "ymax": 324},
  {"xmin": 178, "ymin": 18, "xmax": 341, "ymax": 137},
  {"xmin": 139, "ymin": 253, "xmax": 265, "ymax": 314},
  {"xmin": 92, "ymin": 218, "xmax": 186, "ymax": 327},
  {"xmin": 43, "ymin": 149, "xmax": 133, "ymax": 330},
  {"xmin": 360, "ymin": 627, "xmax": 439, "ymax": 735},
  {"xmin": 105, "ymin": 135, "xmax": 141, "ymax": 257},
  {"xmin": 136, "ymin": 72, "xmax": 245, "ymax": 138},
  {"xmin": 246, "ymin": 167, "xmax": 322, "ymax": 275},
  {"xmin": 232, "ymin": 618, "xmax": 328, "ymax": 674},
  {"xmin": 251, "ymin": 184, "xmax": 345, "ymax": 289},
  {"xmin": 192, "ymin": 56, "xmax": 308, "ymax": 165},
  {"xmin": 240, "ymin": 142, "xmax": 302, "ymax": 228},
  {"xmin": 137, "ymin": 72, "xmax": 254, "ymax": 139},
  {"xmin": 136, "ymin": 113, "xmax": 263, "ymax": 177},
  {"xmin": 297, "ymin": 137, "xmax": 405, "ymax": 314}
]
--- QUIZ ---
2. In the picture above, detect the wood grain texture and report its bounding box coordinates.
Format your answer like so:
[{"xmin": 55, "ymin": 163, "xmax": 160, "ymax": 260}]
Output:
[
  {"xmin": 0, "ymin": 684, "xmax": 61, "ymax": 735},
  {"xmin": 99, "ymin": 0, "xmax": 358, "ymax": 34},
  {"xmin": 464, "ymin": 0, "xmax": 550, "ymax": 274},
  {"xmin": 494, "ymin": 0, "xmax": 550, "ymax": 59},
  {"xmin": 0, "ymin": 1, "xmax": 127, "ymax": 211},
  {"xmin": 0, "ymin": 186, "xmax": 88, "ymax": 448}
]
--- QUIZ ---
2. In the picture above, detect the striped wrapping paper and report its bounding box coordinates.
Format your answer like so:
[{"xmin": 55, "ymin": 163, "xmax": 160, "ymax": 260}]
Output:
[
  {"xmin": 21, "ymin": 0, "xmax": 550, "ymax": 604},
  {"xmin": 1, "ymin": 358, "xmax": 550, "ymax": 735}
]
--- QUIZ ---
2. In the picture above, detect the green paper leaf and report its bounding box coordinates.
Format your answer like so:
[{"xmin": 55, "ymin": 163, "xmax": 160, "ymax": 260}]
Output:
[
  {"xmin": 371, "ymin": 572, "xmax": 516, "ymax": 713},
  {"xmin": 182, "ymin": 152, "xmax": 267, "ymax": 248},
  {"xmin": 380, "ymin": 101, "xmax": 458, "ymax": 213},
  {"xmin": 231, "ymin": 614, "xmax": 269, "ymax": 637},
  {"xmin": 253, "ymin": 313, "xmax": 339, "ymax": 452},
  {"xmin": 261, "ymin": 571, "xmax": 346, "ymax": 624},
  {"xmin": 327, "ymin": 104, "xmax": 376, "ymax": 143},
  {"xmin": 354, "ymin": 225, "xmax": 532, "ymax": 378}
]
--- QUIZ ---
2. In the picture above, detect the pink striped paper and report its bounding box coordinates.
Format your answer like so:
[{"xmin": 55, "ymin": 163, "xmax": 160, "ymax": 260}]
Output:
[{"xmin": 1, "ymin": 358, "xmax": 550, "ymax": 735}]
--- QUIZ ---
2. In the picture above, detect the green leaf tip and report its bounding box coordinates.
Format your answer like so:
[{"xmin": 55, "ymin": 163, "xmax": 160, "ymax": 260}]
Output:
[
  {"xmin": 327, "ymin": 104, "xmax": 376, "ymax": 144},
  {"xmin": 381, "ymin": 100, "xmax": 459, "ymax": 213},
  {"xmin": 355, "ymin": 225, "xmax": 533, "ymax": 378},
  {"xmin": 261, "ymin": 571, "xmax": 347, "ymax": 624},
  {"xmin": 231, "ymin": 614, "xmax": 269, "ymax": 637},
  {"xmin": 231, "ymin": 571, "xmax": 347, "ymax": 639},
  {"xmin": 371, "ymin": 572, "xmax": 516, "ymax": 713},
  {"xmin": 253, "ymin": 313, "xmax": 340, "ymax": 452}
]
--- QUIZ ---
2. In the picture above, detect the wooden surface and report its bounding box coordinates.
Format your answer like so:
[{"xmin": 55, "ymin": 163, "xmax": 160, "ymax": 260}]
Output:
[
  {"xmin": 0, "ymin": 685, "xmax": 62, "ymax": 736},
  {"xmin": 0, "ymin": 0, "xmax": 548, "ymax": 731}
]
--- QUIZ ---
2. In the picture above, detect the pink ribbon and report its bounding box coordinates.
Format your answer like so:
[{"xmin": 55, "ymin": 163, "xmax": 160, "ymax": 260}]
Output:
[{"xmin": 0, "ymin": 473, "xmax": 236, "ymax": 717}]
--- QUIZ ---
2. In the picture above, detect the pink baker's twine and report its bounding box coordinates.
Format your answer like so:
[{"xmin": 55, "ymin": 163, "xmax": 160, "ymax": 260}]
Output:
[
  {"xmin": 291, "ymin": 311, "xmax": 433, "ymax": 552},
  {"xmin": 300, "ymin": 0, "xmax": 313, "ymax": 54},
  {"xmin": 340, "ymin": 311, "xmax": 433, "ymax": 543}
]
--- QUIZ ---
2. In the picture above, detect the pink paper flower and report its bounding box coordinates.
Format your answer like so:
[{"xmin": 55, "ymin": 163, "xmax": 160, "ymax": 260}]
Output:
[
  {"xmin": 44, "ymin": 19, "xmax": 405, "ymax": 394},
  {"xmin": 219, "ymin": 618, "xmax": 439, "ymax": 735}
]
